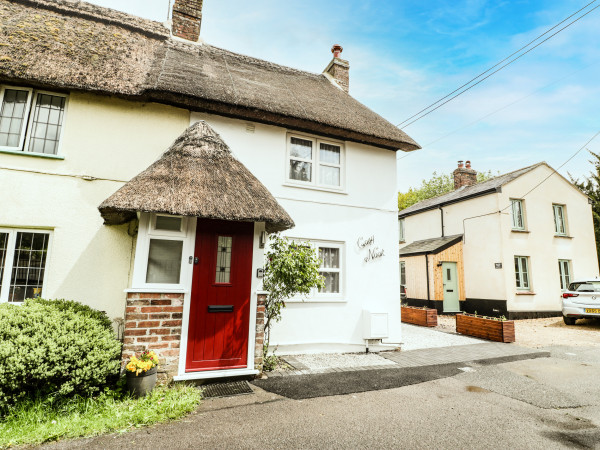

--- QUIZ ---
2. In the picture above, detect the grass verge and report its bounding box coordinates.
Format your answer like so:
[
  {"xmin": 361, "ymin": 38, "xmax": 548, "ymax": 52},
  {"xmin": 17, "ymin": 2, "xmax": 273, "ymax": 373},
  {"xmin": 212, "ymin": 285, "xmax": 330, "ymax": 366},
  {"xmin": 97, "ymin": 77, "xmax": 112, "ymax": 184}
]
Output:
[{"xmin": 0, "ymin": 384, "xmax": 202, "ymax": 448}]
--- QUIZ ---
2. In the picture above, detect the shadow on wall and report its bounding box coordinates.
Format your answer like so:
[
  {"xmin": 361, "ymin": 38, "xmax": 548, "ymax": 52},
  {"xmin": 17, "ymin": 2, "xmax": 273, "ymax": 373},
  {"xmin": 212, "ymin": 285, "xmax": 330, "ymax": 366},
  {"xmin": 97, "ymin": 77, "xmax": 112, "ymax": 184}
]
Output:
[{"xmin": 54, "ymin": 222, "xmax": 133, "ymax": 322}]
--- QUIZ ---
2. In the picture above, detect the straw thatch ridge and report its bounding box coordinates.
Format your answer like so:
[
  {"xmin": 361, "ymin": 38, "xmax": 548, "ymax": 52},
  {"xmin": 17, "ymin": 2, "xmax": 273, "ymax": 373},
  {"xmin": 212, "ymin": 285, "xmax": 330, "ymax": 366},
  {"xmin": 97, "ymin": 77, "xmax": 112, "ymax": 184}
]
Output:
[
  {"xmin": 0, "ymin": 0, "xmax": 420, "ymax": 152},
  {"xmin": 99, "ymin": 121, "xmax": 295, "ymax": 232}
]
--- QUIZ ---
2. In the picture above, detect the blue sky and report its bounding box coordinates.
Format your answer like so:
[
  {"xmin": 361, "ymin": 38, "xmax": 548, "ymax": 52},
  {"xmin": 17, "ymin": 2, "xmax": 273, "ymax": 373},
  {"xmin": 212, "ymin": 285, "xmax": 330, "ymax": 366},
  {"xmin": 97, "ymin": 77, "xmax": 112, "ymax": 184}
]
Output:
[{"xmin": 88, "ymin": 0, "xmax": 600, "ymax": 190}]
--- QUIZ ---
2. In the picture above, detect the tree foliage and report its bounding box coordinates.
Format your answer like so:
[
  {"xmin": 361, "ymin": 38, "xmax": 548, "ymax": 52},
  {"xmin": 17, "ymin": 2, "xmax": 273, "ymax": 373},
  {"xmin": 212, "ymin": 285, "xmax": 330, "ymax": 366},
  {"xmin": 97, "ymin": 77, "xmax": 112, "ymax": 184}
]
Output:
[
  {"xmin": 398, "ymin": 170, "xmax": 496, "ymax": 211},
  {"xmin": 262, "ymin": 234, "xmax": 324, "ymax": 358},
  {"xmin": 570, "ymin": 150, "xmax": 600, "ymax": 265}
]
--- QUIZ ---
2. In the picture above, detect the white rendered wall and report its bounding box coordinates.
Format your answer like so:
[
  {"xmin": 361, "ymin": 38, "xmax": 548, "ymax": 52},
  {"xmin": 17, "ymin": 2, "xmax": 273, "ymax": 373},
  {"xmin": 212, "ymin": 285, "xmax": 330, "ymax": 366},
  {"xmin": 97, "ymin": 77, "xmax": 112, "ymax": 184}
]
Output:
[
  {"xmin": 0, "ymin": 92, "xmax": 190, "ymax": 319},
  {"xmin": 498, "ymin": 164, "xmax": 599, "ymax": 312},
  {"xmin": 191, "ymin": 112, "xmax": 403, "ymax": 353}
]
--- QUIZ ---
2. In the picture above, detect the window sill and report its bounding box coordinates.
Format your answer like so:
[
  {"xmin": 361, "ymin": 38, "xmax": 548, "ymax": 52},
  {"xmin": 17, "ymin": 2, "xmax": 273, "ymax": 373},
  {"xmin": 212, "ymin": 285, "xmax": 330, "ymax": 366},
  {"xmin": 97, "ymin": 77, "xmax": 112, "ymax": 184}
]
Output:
[
  {"xmin": 286, "ymin": 297, "xmax": 347, "ymax": 303},
  {"xmin": 554, "ymin": 235, "xmax": 573, "ymax": 239},
  {"xmin": 125, "ymin": 288, "xmax": 189, "ymax": 294},
  {"xmin": 0, "ymin": 148, "xmax": 64, "ymax": 160},
  {"xmin": 282, "ymin": 182, "xmax": 348, "ymax": 195},
  {"xmin": 515, "ymin": 291, "xmax": 536, "ymax": 295},
  {"xmin": 511, "ymin": 229, "xmax": 530, "ymax": 233}
]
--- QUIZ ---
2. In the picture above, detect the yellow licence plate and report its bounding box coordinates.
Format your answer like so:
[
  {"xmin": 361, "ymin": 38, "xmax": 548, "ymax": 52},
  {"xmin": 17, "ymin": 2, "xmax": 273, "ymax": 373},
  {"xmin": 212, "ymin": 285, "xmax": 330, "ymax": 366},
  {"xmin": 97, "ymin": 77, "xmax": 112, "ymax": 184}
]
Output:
[{"xmin": 585, "ymin": 308, "xmax": 600, "ymax": 314}]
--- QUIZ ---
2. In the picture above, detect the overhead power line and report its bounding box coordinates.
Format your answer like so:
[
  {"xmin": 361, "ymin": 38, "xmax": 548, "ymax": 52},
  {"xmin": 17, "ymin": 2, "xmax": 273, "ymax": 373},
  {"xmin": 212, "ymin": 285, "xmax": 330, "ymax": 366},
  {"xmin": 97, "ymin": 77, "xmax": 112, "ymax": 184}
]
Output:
[{"xmin": 397, "ymin": 0, "xmax": 600, "ymax": 128}]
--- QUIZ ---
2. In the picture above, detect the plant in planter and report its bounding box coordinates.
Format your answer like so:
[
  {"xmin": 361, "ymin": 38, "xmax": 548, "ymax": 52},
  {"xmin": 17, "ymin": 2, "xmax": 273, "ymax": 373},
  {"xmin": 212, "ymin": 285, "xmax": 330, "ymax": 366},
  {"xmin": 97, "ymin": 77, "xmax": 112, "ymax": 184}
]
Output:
[
  {"xmin": 125, "ymin": 350, "xmax": 159, "ymax": 397},
  {"xmin": 455, "ymin": 313, "xmax": 515, "ymax": 343},
  {"xmin": 401, "ymin": 305, "xmax": 438, "ymax": 327}
]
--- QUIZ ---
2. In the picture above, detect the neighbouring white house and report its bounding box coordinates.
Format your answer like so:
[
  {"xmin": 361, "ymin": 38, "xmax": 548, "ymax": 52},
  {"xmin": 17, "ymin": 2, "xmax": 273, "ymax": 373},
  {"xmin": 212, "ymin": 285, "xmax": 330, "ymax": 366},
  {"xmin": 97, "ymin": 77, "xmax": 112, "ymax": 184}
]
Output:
[
  {"xmin": 398, "ymin": 160, "xmax": 599, "ymax": 319},
  {"xmin": 0, "ymin": 0, "xmax": 420, "ymax": 380}
]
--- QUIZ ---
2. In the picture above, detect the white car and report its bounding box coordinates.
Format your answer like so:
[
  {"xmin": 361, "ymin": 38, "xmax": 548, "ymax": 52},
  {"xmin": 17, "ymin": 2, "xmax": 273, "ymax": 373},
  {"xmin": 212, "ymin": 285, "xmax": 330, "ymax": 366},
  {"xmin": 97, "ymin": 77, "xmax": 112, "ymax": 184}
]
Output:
[{"xmin": 562, "ymin": 279, "xmax": 600, "ymax": 325}]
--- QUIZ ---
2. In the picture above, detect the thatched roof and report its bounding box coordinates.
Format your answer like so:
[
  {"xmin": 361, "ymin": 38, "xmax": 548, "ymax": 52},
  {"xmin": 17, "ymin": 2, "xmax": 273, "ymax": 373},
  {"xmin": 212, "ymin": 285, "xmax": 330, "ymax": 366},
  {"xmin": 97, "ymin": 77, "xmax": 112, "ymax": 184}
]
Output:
[
  {"xmin": 0, "ymin": 0, "xmax": 420, "ymax": 152},
  {"xmin": 98, "ymin": 121, "xmax": 295, "ymax": 232}
]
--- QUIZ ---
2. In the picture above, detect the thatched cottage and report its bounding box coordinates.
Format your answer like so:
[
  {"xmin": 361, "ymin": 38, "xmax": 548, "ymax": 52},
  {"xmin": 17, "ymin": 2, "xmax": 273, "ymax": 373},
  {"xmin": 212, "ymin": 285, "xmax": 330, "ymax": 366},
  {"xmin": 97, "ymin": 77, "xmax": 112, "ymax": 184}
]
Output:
[{"xmin": 0, "ymin": 0, "xmax": 419, "ymax": 380}]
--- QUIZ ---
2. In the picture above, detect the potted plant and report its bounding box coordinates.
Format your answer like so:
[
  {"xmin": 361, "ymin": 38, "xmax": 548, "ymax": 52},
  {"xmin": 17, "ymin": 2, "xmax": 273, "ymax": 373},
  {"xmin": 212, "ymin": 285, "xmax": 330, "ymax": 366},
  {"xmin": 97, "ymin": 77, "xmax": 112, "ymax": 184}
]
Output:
[
  {"xmin": 125, "ymin": 350, "xmax": 159, "ymax": 397},
  {"xmin": 455, "ymin": 313, "xmax": 515, "ymax": 343},
  {"xmin": 401, "ymin": 305, "xmax": 438, "ymax": 327}
]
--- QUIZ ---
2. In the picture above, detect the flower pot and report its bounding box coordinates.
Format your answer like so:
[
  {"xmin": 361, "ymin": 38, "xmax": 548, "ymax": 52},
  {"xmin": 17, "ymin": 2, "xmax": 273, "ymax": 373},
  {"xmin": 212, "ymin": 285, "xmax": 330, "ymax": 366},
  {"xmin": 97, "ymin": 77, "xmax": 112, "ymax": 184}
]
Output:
[
  {"xmin": 456, "ymin": 313, "xmax": 515, "ymax": 343},
  {"xmin": 401, "ymin": 306, "xmax": 438, "ymax": 327},
  {"xmin": 126, "ymin": 366, "xmax": 157, "ymax": 397}
]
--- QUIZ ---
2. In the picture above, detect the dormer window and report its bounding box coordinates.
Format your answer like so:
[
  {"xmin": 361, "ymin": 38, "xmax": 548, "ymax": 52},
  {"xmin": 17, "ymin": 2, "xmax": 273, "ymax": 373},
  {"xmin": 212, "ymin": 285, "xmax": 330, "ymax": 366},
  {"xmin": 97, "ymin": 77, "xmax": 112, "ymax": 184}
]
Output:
[
  {"xmin": 286, "ymin": 134, "xmax": 344, "ymax": 190},
  {"xmin": 0, "ymin": 86, "xmax": 68, "ymax": 156}
]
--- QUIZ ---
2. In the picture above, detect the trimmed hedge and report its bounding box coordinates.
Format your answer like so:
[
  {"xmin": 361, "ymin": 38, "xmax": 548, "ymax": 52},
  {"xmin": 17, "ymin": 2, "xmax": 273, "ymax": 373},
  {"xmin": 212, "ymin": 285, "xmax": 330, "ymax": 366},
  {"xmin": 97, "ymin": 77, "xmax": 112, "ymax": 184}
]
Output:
[{"xmin": 0, "ymin": 299, "xmax": 121, "ymax": 413}]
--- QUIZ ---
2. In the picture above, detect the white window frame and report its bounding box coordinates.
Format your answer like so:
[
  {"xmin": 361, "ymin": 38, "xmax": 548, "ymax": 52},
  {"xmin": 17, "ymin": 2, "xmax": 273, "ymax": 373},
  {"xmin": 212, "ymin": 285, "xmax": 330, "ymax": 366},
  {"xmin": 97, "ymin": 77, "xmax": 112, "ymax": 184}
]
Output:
[
  {"xmin": 553, "ymin": 204, "xmax": 567, "ymax": 236},
  {"xmin": 514, "ymin": 255, "xmax": 531, "ymax": 291},
  {"xmin": 0, "ymin": 227, "xmax": 53, "ymax": 304},
  {"xmin": 399, "ymin": 218, "xmax": 405, "ymax": 242},
  {"xmin": 283, "ymin": 238, "xmax": 345, "ymax": 302},
  {"xmin": 0, "ymin": 86, "xmax": 33, "ymax": 152},
  {"xmin": 285, "ymin": 133, "xmax": 345, "ymax": 191},
  {"xmin": 400, "ymin": 261, "xmax": 406, "ymax": 288},
  {"xmin": 511, "ymin": 199, "xmax": 526, "ymax": 231},
  {"xmin": 558, "ymin": 259, "xmax": 572, "ymax": 291},
  {"xmin": 0, "ymin": 85, "xmax": 68, "ymax": 156},
  {"xmin": 131, "ymin": 213, "xmax": 196, "ymax": 292}
]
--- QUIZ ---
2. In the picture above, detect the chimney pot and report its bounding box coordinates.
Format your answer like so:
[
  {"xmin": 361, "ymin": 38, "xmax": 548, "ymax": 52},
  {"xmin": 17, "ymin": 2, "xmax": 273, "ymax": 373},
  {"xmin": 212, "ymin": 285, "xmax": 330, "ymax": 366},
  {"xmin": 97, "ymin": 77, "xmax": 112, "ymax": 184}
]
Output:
[
  {"xmin": 458, "ymin": 160, "xmax": 464, "ymax": 168},
  {"xmin": 332, "ymin": 44, "xmax": 343, "ymax": 58},
  {"xmin": 466, "ymin": 160, "xmax": 471, "ymax": 169}
]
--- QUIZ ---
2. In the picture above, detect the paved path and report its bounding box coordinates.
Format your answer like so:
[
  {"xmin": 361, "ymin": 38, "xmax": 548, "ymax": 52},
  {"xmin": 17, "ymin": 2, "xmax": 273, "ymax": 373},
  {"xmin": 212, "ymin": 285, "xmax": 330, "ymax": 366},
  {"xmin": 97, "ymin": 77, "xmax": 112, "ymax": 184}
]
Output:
[{"xmin": 400, "ymin": 322, "xmax": 483, "ymax": 350}]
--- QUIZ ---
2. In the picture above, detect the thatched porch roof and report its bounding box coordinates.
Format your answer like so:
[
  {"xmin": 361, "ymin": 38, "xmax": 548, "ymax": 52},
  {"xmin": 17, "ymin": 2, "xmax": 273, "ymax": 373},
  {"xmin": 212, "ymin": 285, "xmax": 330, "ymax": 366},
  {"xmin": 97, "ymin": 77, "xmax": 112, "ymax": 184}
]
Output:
[{"xmin": 98, "ymin": 121, "xmax": 294, "ymax": 232}]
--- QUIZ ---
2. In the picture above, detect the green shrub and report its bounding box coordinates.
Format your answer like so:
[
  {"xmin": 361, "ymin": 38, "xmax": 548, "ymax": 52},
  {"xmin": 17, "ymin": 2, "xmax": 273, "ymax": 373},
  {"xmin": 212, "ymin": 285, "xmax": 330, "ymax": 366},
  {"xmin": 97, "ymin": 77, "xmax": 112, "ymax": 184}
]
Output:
[{"xmin": 0, "ymin": 299, "xmax": 122, "ymax": 413}]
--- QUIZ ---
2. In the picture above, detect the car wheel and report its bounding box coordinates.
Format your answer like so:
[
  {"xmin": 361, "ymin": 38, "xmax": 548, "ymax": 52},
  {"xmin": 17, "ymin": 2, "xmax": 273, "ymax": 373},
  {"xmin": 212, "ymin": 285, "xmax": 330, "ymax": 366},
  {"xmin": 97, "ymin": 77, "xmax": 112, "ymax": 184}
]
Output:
[{"xmin": 563, "ymin": 316, "xmax": 577, "ymax": 325}]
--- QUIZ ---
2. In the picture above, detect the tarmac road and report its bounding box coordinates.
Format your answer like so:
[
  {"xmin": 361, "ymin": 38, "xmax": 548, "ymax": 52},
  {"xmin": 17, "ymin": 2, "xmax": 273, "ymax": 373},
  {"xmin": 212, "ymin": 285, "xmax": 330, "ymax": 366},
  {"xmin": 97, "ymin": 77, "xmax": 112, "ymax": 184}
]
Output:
[{"xmin": 44, "ymin": 345, "xmax": 600, "ymax": 449}]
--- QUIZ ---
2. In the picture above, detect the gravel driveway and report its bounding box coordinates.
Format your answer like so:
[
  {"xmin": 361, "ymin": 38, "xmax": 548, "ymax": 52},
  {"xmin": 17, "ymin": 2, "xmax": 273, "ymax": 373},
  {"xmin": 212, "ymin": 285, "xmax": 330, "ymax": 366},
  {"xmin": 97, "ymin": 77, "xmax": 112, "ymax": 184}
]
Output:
[{"xmin": 437, "ymin": 315, "xmax": 600, "ymax": 348}]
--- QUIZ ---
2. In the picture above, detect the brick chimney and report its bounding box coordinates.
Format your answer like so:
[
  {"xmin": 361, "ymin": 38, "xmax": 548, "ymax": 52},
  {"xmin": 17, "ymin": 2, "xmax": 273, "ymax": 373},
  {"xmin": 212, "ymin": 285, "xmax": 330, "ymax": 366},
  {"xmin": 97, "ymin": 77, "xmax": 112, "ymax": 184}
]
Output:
[
  {"xmin": 324, "ymin": 44, "xmax": 350, "ymax": 93},
  {"xmin": 171, "ymin": 0, "xmax": 203, "ymax": 42},
  {"xmin": 453, "ymin": 160, "xmax": 477, "ymax": 190}
]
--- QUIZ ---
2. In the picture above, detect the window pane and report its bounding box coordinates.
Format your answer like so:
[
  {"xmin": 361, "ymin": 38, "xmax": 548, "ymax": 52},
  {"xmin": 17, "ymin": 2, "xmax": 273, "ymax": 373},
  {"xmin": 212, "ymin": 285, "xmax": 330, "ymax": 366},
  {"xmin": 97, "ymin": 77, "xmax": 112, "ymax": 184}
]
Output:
[
  {"xmin": 9, "ymin": 232, "xmax": 49, "ymax": 302},
  {"xmin": 514, "ymin": 257, "xmax": 521, "ymax": 288},
  {"xmin": 512, "ymin": 200, "xmax": 523, "ymax": 229},
  {"xmin": 320, "ymin": 143, "xmax": 340, "ymax": 164},
  {"xmin": 155, "ymin": 216, "xmax": 182, "ymax": 232},
  {"xmin": 0, "ymin": 232, "xmax": 8, "ymax": 292},
  {"xmin": 27, "ymin": 93, "xmax": 65, "ymax": 155},
  {"xmin": 215, "ymin": 236, "xmax": 232, "ymax": 283},
  {"xmin": 290, "ymin": 137, "xmax": 312, "ymax": 159},
  {"xmin": 400, "ymin": 262, "xmax": 406, "ymax": 286},
  {"xmin": 319, "ymin": 165, "xmax": 340, "ymax": 186},
  {"xmin": 145, "ymin": 239, "xmax": 183, "ymax": 284},
  {"xmin": 319, "ymin": 272, "xmax": 339, "ymax": 294},
  {"xmin": 289, "ymin": 160, "xmax": 312, "ymax": 182},
  {"xmin": 0, "ymin": 89, "xmax": 29, "ymax": 148},
  {"xmin": 319, "ymin": 247, "xmax": 339, "ymax": 269}
]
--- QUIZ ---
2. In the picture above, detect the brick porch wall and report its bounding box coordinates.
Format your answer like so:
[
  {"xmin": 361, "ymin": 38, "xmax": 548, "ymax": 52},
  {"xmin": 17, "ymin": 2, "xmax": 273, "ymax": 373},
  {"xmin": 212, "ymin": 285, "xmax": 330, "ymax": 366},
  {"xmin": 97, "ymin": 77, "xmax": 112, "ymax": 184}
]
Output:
[
  {"xmin": 122, "ymin": 293, "xmax": 184, "ymax": 379},
  {"xmin": 254, "ymin": 293, "xmax": 266, "ymax": 372},
  {"xmin": 122, "ymin": 291, "xmax": 267, "ymax": 379}
]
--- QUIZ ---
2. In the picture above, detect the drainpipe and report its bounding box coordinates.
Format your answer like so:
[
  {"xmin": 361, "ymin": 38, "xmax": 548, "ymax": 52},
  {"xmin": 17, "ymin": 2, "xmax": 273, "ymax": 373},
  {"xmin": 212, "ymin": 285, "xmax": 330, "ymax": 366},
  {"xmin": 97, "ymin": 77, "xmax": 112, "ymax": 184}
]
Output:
[
  {"xmin": 425, "ymin": 254, "xmax": 431, "ymax": 303},
  {"xmin": 439, "ymin": 206, "xmax": 445, "ymax": 237}
]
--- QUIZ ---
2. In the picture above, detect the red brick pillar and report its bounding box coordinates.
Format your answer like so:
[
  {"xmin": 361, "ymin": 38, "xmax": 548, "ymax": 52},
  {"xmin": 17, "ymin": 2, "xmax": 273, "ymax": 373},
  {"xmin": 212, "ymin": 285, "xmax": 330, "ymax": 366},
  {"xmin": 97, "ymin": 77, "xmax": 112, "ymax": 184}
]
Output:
[
  {"xmin": 254, "ymin": 293, "xmax": 266, "ymax": 373},
  {"xmin": 122, "ymin": 293, "xmax": 184, "ymax": 379}
]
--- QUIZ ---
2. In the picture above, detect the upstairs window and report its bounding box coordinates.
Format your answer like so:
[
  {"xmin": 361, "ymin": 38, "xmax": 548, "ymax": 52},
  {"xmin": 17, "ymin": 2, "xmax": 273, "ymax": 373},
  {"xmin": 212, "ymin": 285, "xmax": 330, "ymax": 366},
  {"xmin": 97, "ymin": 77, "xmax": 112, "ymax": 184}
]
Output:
[
  {"xmin": 0, "ymin": 86, "xmax": 67, "ymax": 156},
  {"xmin": 399, "ymin": 218, "xmax": 405, "ymax": 242},
  {"xmin": 287, "ymin": 134, "xmax": 344, "ymax": 190},
  {"xmin": 553, "ymin": 204, "xmax": 567, "ymax": 236},
  {"xmin": 511, "ymin": 199, "xmax": 525, "ymax": 230}
]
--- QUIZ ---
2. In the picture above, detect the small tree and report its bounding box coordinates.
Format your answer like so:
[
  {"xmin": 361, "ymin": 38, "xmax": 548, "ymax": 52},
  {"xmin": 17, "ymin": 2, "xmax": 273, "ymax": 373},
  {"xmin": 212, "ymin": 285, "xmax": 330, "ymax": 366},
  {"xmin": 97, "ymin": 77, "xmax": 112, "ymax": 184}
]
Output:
[
  {"xmin": 399, "ymin": 170, "xmax": 495, "ymax": 211},
  {"xmin": 262, "ymin": 234, "xmax": 324, "ymax": 360},
  {"xmin": 570, "ymin": 150, "xmax": 600, "ymax": 265}
]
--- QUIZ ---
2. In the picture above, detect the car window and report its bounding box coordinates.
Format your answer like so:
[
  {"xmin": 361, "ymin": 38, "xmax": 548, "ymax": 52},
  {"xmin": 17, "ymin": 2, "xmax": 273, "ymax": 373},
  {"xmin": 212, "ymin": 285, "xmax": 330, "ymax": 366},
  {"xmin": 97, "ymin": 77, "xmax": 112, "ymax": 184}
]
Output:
[{"xmin": 569, "ymin": 282, "xmax": 600, "ymax": 292}]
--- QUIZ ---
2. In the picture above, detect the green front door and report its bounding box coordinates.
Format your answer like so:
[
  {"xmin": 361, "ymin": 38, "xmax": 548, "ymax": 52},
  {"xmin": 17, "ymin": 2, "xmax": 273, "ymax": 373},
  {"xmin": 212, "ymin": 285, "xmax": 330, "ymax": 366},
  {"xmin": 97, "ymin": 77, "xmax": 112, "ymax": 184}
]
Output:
[{"xmin": 442, "ymin": 262, "xmax": 460, "ymax": 312}]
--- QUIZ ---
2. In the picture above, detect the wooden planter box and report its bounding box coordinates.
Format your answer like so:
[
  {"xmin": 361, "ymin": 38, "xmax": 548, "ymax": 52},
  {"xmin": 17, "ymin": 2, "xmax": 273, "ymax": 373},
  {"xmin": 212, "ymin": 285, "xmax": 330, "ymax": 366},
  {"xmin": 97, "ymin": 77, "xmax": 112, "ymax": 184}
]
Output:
[
  {"xmin": 401, "ymin": 306, "xmax": 438, "ymax": 327},
  {"xmin": 456, "ymin": 313, "xmax": 515, "ymax": 343}
]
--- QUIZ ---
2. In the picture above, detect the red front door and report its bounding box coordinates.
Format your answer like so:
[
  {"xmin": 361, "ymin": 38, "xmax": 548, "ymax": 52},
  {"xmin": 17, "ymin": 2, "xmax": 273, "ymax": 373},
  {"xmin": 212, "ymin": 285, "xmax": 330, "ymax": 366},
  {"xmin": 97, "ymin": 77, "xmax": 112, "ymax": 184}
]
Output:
[{"xmin": 186, "ymin": 219, "xmax": 254, "ymax": 372}]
